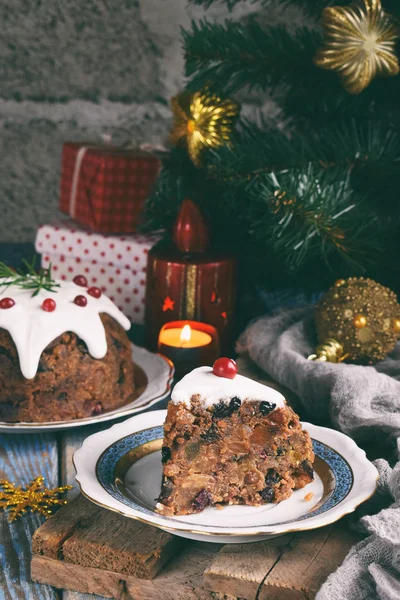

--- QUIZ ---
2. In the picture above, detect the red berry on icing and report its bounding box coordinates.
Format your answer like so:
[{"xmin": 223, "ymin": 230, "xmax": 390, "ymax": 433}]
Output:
[
  {"xmin": 0, "ymin": 297, "xmax": 15, "ymax": 309},
  {"xmin": 42, "ymin": 298, "xmax": 56, "ymax": 312},
  {"xmin": 87, "ymin": 286, "xmax": 101, "ymax": 298},
  {"xmin": 74, "ymin": 295, "xmax": 87, "ymax": 307},
  {"xmin": 213, "ymin": 358, "xmax": 237, "ymax": 379},
  {"xmin": 73, "ymin": 275, "xmax": 88, "ymax": 287}
]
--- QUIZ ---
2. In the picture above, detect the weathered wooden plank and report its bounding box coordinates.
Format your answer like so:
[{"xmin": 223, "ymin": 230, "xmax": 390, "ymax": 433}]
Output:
[
  {"xmin": 32, "ymin": 542, "xmax": 225, "ymax": 600},
  {"xmin": 33, "ymin": 494, "xmax": 185, "ymax": 579},
  {"xmin": 203, "ymin": 533, "xmax": 295, "ymax": 599},
  {"xmin": 32, "ymin": 494, "xmax": 98, "ymax": 559},
  {"xmin": 0, "ymin": 432, "xmax": 60, "ymax": 600},
  {"xmin": 59, "ymin": 424, "xmax": 118, "ymax": 600},
  {"xmin": 259, "ymin": 524, "xmax": 360, "ymax": 600},
  {"xmin": 204, "ymin": 524, "xmax": 360, "ymax": 600}
]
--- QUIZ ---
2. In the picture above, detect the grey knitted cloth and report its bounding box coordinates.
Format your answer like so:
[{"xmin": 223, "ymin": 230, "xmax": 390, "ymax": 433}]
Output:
[{"xmin": 237, "ymin": 307, "xmax": 400, "ymax": 600}]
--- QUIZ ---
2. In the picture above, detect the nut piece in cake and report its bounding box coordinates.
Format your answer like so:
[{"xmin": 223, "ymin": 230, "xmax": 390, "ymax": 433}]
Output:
[{"xmin": 156, "ymin": 361, "xmax": 314, "ymax": 516}]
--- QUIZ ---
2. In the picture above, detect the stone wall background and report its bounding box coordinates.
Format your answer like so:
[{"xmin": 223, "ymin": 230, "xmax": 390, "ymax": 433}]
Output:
[{"xmin": 0, "ymin": 0, "xmax": 304, "ymax": 242}]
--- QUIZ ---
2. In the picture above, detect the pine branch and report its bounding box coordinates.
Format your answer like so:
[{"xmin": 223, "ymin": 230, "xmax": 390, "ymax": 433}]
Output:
[
  {"xmin": 203, "ymin": 120, "xmax": 400, "ymax": 199},
  {"xmin": 183, "ymin": 18, "xmax": 400, "ymax": 123},
  {"xmin": 255, "ymin": 166, "xmax": 377, "ymax": 272},
  {"xmin": 0, "ymin": 257, "xmax": 60, "ymax": 297},
  {"xmin": 183, "ymin": 20, "xmax": 320, "ymax": 95},
  {"xmin": 282, "ymin": 68, "xmax": 400, "ymax": 130},
  {"xmin": 143, "ymin": 117, "xmax": 396, "ymax": 280},
  {"xmin": 140, "ymin": 148, "xmax": 220, "ymax": 235},
  {"xmin": 144, "ymin": 2, "xmax": 400, "ymax": 290},
  {"xmin": 142, "ymin": 153, "xmax": 380, "ymax": 285}
]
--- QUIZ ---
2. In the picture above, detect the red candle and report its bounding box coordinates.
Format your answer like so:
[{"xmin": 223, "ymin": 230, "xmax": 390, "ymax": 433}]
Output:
[
  {"xmin": 145, "ymin": 199, "xmax": 236, "ymax": 352},
  {"xmin": 158, "ymin": 320, "xmax": 219, "ymax": 375}
]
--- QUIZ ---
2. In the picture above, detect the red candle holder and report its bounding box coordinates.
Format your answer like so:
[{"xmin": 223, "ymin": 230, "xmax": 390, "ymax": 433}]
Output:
[
  {"xmin": 145, "ymin": 199, "xmax": 236, "ymax": 352},
  {"xmin": 158, "ymin": 320, "xmax": 219, "ymax": 376}
]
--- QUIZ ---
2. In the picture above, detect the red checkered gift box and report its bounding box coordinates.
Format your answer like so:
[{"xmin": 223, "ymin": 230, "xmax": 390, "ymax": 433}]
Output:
[
  {"xmin": 60, "ymin": 142, "xmax": 160, "ymax": 234},
  {"xmin": 35, "ymin": 220, "xmax": 160, "ymax": 324}
]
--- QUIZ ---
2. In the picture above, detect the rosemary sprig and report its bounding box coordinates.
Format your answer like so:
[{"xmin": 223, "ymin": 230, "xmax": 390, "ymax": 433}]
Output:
[{"xmin": 0, "ymin": 257, "xmax": 60, "ymax": 297}]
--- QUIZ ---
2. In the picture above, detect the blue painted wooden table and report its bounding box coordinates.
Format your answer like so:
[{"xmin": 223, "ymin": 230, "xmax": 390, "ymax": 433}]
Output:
[
  {"xmin": 0, "ymin": 248, "xmax": 152, "ymax": 600},
  {"xmin": 0, "ymin": 388, "xmax": 169, "ymax": 600}
]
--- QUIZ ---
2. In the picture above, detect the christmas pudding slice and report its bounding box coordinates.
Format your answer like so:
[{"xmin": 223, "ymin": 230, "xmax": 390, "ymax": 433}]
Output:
[
  {"xmin": 0, "ymin": 262, "xmax": 135, "ymax": 423},
  {"xmin": 156, "ymin": 358, "xmax": 314, "ymax": 516}
]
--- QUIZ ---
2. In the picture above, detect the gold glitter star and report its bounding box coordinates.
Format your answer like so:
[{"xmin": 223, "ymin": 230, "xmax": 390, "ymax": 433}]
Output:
[
  {"xmin": 170, "ymin": 87, "xmax": 239, "ymax": 166},
  {"xmin": 314, "ymin": 0, "xmax": 400, "ymax": 94},
  {"xmin": 0, "ymin": 477, "xmax": 72, "ymax": 522}
]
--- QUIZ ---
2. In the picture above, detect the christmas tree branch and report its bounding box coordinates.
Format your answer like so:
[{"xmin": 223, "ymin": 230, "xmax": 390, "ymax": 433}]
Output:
[
  {"xmin": 183, "ymin": 20, "xmax": 320, "ymax": 94},
  {"xmin": 203, "ymin": 120, "xmax": 400, "ymax": 195},
  {"xmin": 256, "ymin": 166, "xmax": 376, "ymax": 271},
  {"xmin": 144, "ymin": 2, "xmax": 400, "ymax": 289}
]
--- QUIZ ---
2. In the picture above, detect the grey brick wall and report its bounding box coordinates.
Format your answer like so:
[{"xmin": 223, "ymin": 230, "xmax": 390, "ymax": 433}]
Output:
[
  {"xmin": 0, "ymin": 0, "xmax": 205, "ymax": 241},
  {"xmin": 0, "ymin": 0, "xmax": 302, "ymax": 242}
]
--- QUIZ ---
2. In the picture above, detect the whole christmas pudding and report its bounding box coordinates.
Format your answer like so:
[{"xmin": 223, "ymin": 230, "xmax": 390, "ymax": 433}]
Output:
[{"xmin": 0, "ymin": 266, "xmax": 135, "ymax": 423}]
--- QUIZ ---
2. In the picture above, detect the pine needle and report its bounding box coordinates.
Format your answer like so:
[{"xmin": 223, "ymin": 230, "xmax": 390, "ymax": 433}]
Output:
[{"xmin": 0, "ymin": 257, "xmax": 60, "ymax": 297}]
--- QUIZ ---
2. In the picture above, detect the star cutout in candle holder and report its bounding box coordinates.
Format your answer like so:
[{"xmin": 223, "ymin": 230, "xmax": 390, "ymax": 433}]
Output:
[
  {"xmin": 314, "ymin": 0, "xmax": 400, "ymax": 94},
  {"xmin": 162, "ymin": 296, "xmax": 175, "ymax": 312},
  {"xmin": 0, "ymin": 477, "xmax": 72, "ymax": 522}
]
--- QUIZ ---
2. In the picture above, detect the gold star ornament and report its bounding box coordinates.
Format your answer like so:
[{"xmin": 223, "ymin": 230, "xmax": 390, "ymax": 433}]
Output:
[
  {"xmin": 0, "ymin": 477, "xmax": 72, "ymax": 521},
  {"xmin": 315, "ymin": 0, "xmax": 400, "ymax": 94},
  {"xmin": 170, "ymin": 87, "xmax": 239, "ymax": 166}
]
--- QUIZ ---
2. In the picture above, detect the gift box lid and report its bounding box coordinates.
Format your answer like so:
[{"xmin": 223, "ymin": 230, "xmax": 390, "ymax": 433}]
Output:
[
  {"xmin": 63, "ymin": 142, "xmax": 161, "ymax": 160},
  {"xmin": 35, "ymin": 220, "xmax": 161, "ymax": 270}
]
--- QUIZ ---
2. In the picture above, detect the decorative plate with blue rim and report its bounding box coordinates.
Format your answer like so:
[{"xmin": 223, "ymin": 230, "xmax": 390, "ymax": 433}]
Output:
[{"xmin": 74, "ymin": 409, "xmax": 378, "ymax": 543}]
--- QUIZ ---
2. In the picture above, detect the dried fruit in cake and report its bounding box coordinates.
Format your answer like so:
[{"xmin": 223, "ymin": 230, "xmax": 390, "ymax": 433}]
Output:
[
  {"xmin": 0, "ymin": 267, "xmax": 135, "ymax": 422},
  {"xmin": 156, "ymin": 363, "xmax": 314, "ymax": 516}
]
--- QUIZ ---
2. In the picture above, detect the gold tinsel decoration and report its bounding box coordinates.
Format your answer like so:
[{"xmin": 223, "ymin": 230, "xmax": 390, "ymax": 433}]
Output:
[
  {"xmin": 309, "ymin": 277, "xmax": 400, "ymax": 364},
  {"xmin": 0, "ymin": 477, "xmax": 72, "ymax": 522},
  {"xmin": 170, "ymin": 87, "xmax": 239, "ymax": 166},
  {"xmin": 314, "ymin": 0, "xmax": 400, "ymax": 94}
]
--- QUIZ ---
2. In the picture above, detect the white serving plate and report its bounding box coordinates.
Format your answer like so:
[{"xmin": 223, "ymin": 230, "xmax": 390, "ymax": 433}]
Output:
[
  {"xmin": 74, "ymin": 409, "xmax": 378, "ymax": 544},
  {"xmin": 0, "ymin": 344, "xmax": 174, "ymax": 433}
]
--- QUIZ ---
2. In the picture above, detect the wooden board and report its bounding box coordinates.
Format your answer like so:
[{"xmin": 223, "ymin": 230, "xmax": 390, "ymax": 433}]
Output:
[
  {"xmin": 32, "ymin": 494, "xmax": 186, "ymax": 579},
  {"xmin": 204, "ymin": 524, "xmax": 360, "ymax": 600},
  {"xmin": 60, "ymin": 422, "xmax": 117, "ymax": 600},
  {"xmin": 31, "ymin": 494, "xmax": 361, "ymax": 600}
]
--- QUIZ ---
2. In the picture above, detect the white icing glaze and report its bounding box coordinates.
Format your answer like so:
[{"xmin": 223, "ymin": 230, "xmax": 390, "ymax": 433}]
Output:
[
  {"xmin": 171, "ymin": 366, "xmax": 286, "ymax": 409},
  {"xmin": 0, "ymin": 280, "xmax": 130, "ymax": 379}
]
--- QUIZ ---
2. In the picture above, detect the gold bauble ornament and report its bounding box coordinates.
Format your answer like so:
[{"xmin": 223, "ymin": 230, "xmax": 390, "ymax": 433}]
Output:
[
  {"xmin": 309, "ymin": 277, "xmax": 400, "ymax": 364},
  {"xmin": 335, "ymin": 278, "xmax": 347, "ymax": 287},
  {"xmin": 169, "ymin": 87, "xmax": 239, "ymax": 166},
  {"xmin": 314, "ymin": 0, "xmax": 400, "ymax": 94},
  {"xmin": 354, "ymin": 314, "xmax": 367, "ymax": 328}
]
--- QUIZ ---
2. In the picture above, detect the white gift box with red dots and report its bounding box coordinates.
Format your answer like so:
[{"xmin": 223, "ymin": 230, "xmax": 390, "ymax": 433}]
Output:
[{"xmin": 34, "ymin": 221, "xmax": 160, "ymax": 324}]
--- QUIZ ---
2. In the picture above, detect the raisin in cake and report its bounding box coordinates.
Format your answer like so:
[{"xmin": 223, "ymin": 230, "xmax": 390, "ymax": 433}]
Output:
[
  {"xmin": 0, "ymin": 275, "xmax": 135, "ymax": 422},
  {"xmin": 157, "ymin": 359, "xmax": 314, "ymax": 515}
]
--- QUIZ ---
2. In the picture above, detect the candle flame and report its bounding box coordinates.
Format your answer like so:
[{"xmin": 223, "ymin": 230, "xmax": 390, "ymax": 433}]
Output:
[{"xmin": 180, "ymin": 324, "xmax": 192, "ymax": 344}]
